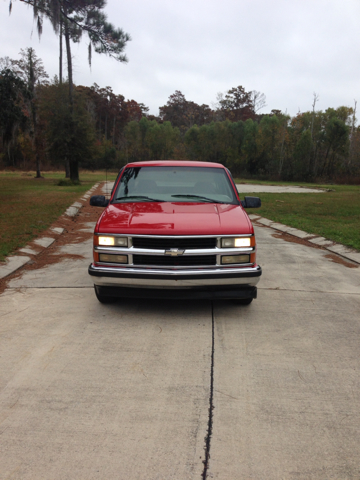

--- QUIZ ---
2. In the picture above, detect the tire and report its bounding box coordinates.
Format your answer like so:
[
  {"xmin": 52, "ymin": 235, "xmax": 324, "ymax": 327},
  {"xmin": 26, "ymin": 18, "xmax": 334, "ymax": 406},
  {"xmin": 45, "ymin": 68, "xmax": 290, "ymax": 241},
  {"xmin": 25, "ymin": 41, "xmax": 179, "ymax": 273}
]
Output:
[
  {"xmin": 94, "ymin": 286, "xmax": 117, "ymax": 304},
  {"xmin": 237, "ymin": 297, "xmax": 253, "ymax": 306}
]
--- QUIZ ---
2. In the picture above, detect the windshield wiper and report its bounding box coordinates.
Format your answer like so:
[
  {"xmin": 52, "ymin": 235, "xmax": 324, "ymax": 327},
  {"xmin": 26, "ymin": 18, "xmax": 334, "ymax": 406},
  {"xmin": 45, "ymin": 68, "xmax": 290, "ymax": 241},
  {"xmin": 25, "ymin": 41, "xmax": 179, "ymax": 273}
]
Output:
[
  {"xmin": 115, "ymin": 195, "xmax": 164, "ymax": 202},
  {"xmin": 171, "ymin": 194, "xmax": 227, "ymax": 204}
]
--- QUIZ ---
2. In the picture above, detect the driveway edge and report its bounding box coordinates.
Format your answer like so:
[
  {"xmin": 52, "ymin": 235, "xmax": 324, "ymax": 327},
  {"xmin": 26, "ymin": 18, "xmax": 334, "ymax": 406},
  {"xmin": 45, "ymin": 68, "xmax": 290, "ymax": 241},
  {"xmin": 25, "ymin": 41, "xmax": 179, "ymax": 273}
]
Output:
[
  {"xmin": 0, "ymin": 183, "xmax": 100, "ymax": 280},
  {"xmin": 249, "ymin": 214, "xmax": 360, "ymax": 265}
]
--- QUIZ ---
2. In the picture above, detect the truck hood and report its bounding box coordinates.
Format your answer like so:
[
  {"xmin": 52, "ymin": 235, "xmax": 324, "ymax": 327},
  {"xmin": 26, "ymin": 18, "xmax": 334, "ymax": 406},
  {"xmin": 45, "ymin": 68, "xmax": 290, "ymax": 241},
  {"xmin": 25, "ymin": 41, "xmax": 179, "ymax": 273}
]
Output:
[{"xmin": 96, "ymin": 202, "xmax": 253, "ymax": 236}]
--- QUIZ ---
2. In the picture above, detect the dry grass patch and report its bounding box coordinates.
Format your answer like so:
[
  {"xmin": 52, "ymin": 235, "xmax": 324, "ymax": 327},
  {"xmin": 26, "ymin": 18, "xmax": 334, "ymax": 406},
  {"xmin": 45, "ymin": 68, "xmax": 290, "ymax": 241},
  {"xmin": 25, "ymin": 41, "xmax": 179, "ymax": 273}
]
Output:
[{"xmin": 0, "ymin": 171, "xmax": 114, "ymax": 261}]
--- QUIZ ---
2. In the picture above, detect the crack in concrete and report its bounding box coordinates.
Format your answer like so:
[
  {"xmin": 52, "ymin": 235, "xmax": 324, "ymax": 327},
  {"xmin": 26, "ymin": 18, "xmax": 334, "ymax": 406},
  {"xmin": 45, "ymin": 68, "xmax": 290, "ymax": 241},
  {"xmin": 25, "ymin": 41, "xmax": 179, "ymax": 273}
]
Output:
[
  {"xmin": 202, "ymin": 301, "xmax": 215, "ymax": 479},
  {"xmin": 7, "ymin": 286, "xmax": 93, "ymax": 290},
  {"xmin": 258, "ymin": 287, "xmax": 360, "ymax": 296}
]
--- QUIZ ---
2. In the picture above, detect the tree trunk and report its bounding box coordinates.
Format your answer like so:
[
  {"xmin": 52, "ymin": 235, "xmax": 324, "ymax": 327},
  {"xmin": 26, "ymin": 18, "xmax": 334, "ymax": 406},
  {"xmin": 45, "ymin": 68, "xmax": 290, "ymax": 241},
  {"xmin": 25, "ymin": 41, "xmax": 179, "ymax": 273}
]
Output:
[
  {"xmin": 65, "ymin": 157, "xmax": 70, "ymax": 178},
  {"xmin": 34, "ymin": 140, "xmax": 41, "ymax": 178},
  {"xmin": 59, "ymin": 17, "xmax": 63, "ymax": 84},
  {"xmin": 313, "ymin": 143, "xmax": 319, "ymax": 177},
  {"xmin": 28, "ymin": 49, "xmax": 42, "ymax": 178},
  {"xmin": 32, "ymin": 99, "xmax": 41, "ymax": 178},
  {"xmin": 63, "ymin": 7, "xmax": 79, "ymax": 183},
  {"xmin": 278, "ymin": 120, "xmax": 287, "ymax": 177},
  {"xmin": 69, "ymin": 159, "xmax": 79, "ymax": 183},
  {"xmin": 321, "ymin": 144, "xmax": 333, "ymax": 176},
  {"xmin": 64, "ymin": 17, "xmax": 73, "ymax": 110},
  {"xmin": 348, "ymin": 100, "xmax": 357, "ymax": 170}
]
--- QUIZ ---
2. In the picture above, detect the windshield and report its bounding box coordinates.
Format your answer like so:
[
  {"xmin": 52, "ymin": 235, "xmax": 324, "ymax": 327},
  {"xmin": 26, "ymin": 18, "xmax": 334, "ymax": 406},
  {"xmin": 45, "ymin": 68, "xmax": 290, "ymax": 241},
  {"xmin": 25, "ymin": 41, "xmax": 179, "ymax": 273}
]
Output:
[{"xmin": 112, "ymin": 166, "xmax": 238, "ymax": 204}]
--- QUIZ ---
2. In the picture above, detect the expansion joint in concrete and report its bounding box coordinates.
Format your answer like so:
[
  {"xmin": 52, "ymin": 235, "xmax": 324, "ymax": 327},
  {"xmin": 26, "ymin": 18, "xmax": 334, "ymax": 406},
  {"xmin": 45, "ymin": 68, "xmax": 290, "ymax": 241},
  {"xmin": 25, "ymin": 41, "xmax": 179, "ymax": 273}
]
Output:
[
  {"xmin": 8, "ymin": 286, "xmax": 93, "ymax": 290},
  {"xmin": 258, "ymin": 287, "xmax": 360, "ymax": 296},
  {"xmin": 202, "ymin": 302, "xmax": 215, "ymax": 479}
]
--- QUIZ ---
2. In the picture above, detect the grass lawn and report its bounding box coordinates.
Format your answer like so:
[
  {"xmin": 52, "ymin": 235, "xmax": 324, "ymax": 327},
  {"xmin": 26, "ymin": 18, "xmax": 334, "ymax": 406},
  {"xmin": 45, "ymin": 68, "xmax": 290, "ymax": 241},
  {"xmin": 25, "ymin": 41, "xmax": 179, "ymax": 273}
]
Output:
[
  {"xmin": 0, "ymin": 171, "xmax": 116, "ymax": 262},
  {"xmin": 1, "ymin": 172, "xmax": 359, "ymax": 262},
  {"xmin": 234, "ymin": 180, "xmax": 360, "ymax": 251}
]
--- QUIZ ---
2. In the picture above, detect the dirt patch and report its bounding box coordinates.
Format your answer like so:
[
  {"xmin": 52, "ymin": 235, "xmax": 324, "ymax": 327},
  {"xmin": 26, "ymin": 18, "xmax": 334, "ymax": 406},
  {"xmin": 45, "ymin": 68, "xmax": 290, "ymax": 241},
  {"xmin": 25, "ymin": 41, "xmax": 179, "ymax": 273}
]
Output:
[
  {"xmin": 0, "ymin": 184, "xmax": 105, "ymax": 295},
  {"xmin": 271, "ymin": 232, "xmax": 358, "ymax": 269},
  {"xmin": 324, "ymin": 254, "xmax": 359, "ymax": 269},
  {"xmin": 271, "ymin": 232, "xmax": 326, "ymax": 250}
]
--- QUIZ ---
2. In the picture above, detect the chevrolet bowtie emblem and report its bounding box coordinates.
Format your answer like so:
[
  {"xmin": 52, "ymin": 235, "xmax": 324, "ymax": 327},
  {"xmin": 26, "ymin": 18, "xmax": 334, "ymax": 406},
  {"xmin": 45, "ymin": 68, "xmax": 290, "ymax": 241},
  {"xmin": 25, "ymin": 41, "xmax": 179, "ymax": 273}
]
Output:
[{"xmin": 165, "ymin": 248, "xmax": 185, "ymax": 256}]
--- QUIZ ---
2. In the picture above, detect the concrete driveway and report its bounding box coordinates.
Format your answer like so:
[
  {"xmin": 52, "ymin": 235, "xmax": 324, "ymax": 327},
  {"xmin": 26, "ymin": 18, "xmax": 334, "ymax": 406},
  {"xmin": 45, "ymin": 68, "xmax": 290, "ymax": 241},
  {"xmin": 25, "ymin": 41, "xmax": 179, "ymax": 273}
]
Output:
[
  {"xmin": 236, "ymin": 184, "xmax": 326, "ymax": 193},
  {"xmin": 0, "ymin": 202, "xmax": 360, "ymax": 478}
]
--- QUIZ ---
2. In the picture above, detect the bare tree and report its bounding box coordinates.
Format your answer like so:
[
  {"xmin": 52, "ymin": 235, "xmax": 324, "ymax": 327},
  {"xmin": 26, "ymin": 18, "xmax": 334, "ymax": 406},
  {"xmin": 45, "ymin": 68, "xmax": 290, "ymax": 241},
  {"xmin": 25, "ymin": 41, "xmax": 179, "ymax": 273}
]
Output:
[
  {"xmin": 310, "ymin": 92, "xmax": 319, "ymax": 139},
  {"xmin": 278, "ymin": 110, "xmax": 288, "ymax": 177},
  {"xmin": 309, "ymin": 93, "xmax": 320, "ymax": 177},
  {"xmin": 0, "ymin": 56, "xmax": 13, "ymax": 70},
  {"xmin": 250, "ymin": 90, "xmax": 267, "ymax": 113},
  {"xmin": 211, "ymin": 92, "xmax": 225, "ymax": 121},
  {"xmin": 349, "ymin": 99, "xmax": 357, "ymax": 169},
  {"xmin": 12, "ymin": 48, "xmax": 49, "ymax": 177}
]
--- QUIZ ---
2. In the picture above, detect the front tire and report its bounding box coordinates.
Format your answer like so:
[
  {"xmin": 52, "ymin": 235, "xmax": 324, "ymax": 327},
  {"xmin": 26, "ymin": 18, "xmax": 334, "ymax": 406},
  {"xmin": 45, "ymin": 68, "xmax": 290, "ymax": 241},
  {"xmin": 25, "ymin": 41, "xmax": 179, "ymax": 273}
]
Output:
[
  {"xmin": 94, "ymin": 286, "xmax": 117, "ymax": 304},
  {"xmin": 237, "ymin": 297, "xmax": 253, "ymax": 305}
]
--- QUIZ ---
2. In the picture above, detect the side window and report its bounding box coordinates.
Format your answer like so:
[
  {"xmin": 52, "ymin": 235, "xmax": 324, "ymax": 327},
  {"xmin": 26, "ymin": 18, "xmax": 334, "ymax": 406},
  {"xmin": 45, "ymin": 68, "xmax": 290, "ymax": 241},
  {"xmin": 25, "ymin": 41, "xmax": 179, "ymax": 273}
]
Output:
[
  {"xmin": 111, "ymin": 167, "xmax": 125, "ymax": 197},
  {"xmin": 225, "ymin": 168, "xmax": 240, "ymax": 203}
]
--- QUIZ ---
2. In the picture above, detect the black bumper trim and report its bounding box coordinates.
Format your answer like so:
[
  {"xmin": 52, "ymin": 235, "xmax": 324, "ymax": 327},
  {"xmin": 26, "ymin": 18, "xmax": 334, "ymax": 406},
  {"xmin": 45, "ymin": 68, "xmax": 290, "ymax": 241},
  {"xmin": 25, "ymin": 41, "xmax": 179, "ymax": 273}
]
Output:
[{"xmin": 95, "ymin": 285, "xmax": 257, "ymax": 300}]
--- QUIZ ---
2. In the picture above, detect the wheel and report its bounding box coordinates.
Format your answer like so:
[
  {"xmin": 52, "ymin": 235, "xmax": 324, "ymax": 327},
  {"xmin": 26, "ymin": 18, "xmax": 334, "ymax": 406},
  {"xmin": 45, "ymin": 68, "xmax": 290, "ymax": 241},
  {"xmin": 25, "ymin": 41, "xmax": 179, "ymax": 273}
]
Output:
[
  {"xmin": 237, "ymin": 297, "xmax": 253, "ymax": 305},
  {"xmin": 94, "ymin": 286, "xmax": 117, "ymax": 304}
]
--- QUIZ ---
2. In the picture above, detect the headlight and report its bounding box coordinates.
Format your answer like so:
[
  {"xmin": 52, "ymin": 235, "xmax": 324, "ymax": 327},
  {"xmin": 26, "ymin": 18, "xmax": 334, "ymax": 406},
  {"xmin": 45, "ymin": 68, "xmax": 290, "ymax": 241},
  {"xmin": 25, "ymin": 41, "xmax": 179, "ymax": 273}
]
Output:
[
  {"xmin": 221, "ymin": 237, "xmax": 251, "ymax": 248},
  {"xmin": 99, "ymin": 254, "xmax": 128, "ymax": 264},
  {"xmin": 98, "ymin": 236, "xmax": 128, "ymax": 247},
  {"xmin": 98, "ymin": 236, "xmax": 114, "ymax": 246},
  {"xmin": 221, "ymin": 254, "xmax": 250, "ymax": 264}
]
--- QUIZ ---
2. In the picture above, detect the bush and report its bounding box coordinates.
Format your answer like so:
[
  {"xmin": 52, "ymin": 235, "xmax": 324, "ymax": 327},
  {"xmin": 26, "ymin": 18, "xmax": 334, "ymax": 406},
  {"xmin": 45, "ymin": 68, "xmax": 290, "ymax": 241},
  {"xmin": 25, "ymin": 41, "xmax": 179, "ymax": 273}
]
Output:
[{"xmin": 56, "ymin": 179, "xmax": 81, "ymax": 186}]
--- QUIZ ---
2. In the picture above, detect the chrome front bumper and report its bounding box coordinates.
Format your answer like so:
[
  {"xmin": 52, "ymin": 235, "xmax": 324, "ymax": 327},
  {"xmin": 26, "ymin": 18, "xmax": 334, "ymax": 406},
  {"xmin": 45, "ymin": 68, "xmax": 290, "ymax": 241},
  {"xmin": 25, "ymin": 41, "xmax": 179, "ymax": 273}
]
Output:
[{"xmin": 89, "ymin": 264, "xmax": 262, "ymax": 289}]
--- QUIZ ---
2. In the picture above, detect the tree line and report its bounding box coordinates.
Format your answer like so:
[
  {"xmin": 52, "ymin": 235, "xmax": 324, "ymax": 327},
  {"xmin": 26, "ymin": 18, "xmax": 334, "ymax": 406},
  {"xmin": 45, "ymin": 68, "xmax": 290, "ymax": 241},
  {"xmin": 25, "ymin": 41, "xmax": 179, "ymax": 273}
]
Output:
[
  {"xmin": 1, "ymin": 51, "xmax": 359, "ymax": 182},
  {"xmin": 5, "ymin": 0, "xmax": 130, "ymax": 181}
]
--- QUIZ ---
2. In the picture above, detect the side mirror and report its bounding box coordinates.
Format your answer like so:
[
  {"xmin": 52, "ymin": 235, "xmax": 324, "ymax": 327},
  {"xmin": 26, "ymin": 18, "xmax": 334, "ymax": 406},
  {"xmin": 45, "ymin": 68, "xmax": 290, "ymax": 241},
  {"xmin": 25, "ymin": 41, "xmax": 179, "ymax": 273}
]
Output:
[
  {"xmin": 241, "ymin": 196, "xmax": 261, "ymax": 208},
  {"xmin": 90, "ymin": 195, "xmax": 109, "ymax": 207}
]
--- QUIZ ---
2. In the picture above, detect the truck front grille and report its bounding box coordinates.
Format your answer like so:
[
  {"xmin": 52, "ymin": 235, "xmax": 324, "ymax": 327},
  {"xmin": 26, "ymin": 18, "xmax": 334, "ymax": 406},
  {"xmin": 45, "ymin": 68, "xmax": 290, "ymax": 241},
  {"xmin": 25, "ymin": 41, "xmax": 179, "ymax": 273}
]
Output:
[
  {"xmin": 133, "ymin": 254, "xmax": 216, "ymax": 267},
  {"xmin": 132, "ymin": 237, "xmax": 216, "ymax": 250}
]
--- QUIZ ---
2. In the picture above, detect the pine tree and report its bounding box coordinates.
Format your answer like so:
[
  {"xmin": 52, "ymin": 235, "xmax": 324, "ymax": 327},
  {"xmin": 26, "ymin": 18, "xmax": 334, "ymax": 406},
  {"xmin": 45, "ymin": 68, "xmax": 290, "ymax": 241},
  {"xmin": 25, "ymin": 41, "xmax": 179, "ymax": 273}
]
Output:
[{"xmin": 9, "ymin": 0, "xmax": 130, "ymax": 182}]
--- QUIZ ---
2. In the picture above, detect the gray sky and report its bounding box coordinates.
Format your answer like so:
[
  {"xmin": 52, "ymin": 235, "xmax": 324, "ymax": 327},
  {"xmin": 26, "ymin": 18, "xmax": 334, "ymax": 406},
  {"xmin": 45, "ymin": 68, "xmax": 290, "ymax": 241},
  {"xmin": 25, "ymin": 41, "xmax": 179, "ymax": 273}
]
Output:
[{"xmin": 1, "ymin": 0, "xmax": 360, "ymax": 117}]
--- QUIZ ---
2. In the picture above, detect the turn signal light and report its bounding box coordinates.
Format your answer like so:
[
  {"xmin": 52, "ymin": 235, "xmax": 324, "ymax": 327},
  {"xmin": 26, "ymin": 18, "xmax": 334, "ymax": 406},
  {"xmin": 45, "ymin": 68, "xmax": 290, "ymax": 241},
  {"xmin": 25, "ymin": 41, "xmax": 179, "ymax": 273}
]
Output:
[
  {"xmin": 99, "ymin": 254, "xmax": 128, "ymax": 264},
  {"xmin": 221, "ymin": 254, "xmax": 250, "ymax": 264}
]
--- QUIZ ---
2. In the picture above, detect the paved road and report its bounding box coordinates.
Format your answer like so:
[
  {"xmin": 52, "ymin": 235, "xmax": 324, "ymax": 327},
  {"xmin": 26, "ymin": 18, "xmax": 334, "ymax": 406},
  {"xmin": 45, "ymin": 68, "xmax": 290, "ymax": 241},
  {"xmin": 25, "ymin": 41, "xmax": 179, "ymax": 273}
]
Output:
[{"xmin": 1, "ymin": 211, "xmax": 360, "ymax": 478}]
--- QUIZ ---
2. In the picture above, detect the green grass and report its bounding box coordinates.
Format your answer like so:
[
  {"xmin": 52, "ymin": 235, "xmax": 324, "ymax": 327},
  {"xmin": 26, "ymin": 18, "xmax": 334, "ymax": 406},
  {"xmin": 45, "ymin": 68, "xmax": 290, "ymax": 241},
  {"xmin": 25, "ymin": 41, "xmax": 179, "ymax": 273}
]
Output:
[
  {"xmin": 1, "ymin": 172, "xmax": 359, "ymax": 261},
  {"xmin": 0, "ymin": 171, "xmax": 116, "ymax": 262},
  {"xmin": 235, "ymin": 182, "xmax": 360, "ymax": 251}
]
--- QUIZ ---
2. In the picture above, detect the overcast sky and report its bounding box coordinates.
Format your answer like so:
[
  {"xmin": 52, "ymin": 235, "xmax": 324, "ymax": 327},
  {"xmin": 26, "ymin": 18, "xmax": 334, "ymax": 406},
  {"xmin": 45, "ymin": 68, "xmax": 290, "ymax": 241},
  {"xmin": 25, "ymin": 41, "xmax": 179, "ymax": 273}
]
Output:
[{"xmin": 1, "ymin": 0, "xmax": 360, "ymax": 117}]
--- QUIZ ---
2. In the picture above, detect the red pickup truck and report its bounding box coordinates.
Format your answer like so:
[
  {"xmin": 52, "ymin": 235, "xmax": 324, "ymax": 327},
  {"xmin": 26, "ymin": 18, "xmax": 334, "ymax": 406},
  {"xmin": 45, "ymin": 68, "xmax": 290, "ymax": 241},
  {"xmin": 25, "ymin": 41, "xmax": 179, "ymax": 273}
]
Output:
[{"xmin": 89, "ymin": 160, "xmax": 262, "ymax": 304}]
